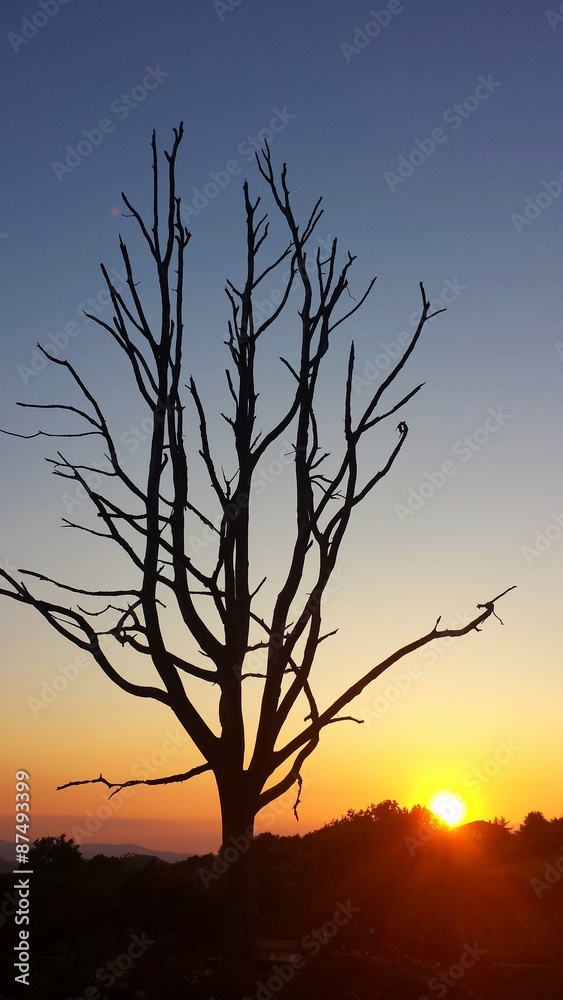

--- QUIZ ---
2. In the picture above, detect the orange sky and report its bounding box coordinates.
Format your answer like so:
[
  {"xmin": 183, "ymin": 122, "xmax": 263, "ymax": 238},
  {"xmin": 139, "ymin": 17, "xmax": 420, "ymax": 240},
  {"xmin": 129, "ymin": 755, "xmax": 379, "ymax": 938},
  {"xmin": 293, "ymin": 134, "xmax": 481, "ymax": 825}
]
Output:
[
  {"xmin": 1, "ymin": 0, "xmax": 563, "ymax": 866},
  {"xmin": 2, "ymin": 561, "xmax": 561, "ymax": 854}
]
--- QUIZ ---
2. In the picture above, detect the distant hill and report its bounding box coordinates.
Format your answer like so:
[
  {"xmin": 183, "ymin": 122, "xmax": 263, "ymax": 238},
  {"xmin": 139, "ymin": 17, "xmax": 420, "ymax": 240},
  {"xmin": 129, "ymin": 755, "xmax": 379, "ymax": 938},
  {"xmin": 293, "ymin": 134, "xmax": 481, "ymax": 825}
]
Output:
[
  {"xmin": 0, "ymin": 839, "xmax": 192, "ymax": 865},
  {"xmin": 78, "ymin": 841, "xmax": 193, "ymax": 863}
]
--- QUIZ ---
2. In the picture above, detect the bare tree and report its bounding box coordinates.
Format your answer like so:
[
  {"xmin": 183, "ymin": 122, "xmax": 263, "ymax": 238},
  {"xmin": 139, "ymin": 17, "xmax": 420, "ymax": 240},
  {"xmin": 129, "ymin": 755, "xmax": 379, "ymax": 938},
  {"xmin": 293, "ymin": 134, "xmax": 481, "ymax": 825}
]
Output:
[{"xmin": 0, "ymin": 125, "xmax": 514, "ymax": 997}]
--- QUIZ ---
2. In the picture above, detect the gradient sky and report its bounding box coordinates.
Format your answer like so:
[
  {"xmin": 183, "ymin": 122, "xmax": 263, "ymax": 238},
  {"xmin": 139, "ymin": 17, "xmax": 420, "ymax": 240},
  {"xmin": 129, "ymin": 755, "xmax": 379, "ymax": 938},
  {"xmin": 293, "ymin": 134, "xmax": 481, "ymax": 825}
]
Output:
[{"xmin": 1, "ymin": 0, "xmax": 562, "ymax": 853}]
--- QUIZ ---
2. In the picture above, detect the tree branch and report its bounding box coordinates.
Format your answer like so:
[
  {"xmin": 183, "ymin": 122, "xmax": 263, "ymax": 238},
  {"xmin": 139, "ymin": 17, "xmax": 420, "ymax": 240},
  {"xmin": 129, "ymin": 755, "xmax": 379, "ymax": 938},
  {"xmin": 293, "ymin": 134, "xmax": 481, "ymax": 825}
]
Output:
[
  {"xmin": 274, "ymin": 587, "xmax": 516, "ymax": 768},
  {"xmin": 57, "ymin": 761, "xmax": 211, "ymax": 800}
]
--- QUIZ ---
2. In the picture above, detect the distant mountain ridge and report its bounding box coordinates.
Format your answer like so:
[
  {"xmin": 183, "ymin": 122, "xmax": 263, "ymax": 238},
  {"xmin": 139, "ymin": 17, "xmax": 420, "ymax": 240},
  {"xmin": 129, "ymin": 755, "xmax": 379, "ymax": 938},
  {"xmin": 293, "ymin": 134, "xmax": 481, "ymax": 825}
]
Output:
[{"xmin": 0, "ymin": 839, "xmax": 192, "ymax": 865}]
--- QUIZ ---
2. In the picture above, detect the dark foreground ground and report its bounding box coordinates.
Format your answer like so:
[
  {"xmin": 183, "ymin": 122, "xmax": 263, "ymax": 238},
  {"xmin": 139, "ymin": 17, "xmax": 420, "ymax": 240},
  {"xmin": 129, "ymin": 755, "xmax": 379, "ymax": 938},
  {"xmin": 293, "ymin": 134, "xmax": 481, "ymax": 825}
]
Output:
[{"xmin": 0, "ymin": 802, "xmax": 562, "ymax": 999}]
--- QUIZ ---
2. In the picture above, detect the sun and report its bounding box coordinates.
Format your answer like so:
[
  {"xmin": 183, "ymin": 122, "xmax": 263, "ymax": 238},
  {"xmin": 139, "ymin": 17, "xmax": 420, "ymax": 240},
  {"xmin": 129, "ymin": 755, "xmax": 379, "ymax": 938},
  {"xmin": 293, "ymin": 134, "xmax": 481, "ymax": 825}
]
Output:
[{"xmin": 429, "ymin": 790, "xmax": 467, "ymax": 827}]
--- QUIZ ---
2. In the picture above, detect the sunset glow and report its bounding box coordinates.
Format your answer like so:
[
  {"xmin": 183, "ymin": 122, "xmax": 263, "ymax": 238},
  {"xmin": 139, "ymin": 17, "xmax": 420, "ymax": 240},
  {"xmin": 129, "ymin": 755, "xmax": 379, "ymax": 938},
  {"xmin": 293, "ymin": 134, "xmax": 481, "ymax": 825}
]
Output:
[
  {"xmin": 429, "ymin": 791, "xmax": 467, "ymax": 827},
  {"xmin": 1, "ymin": 4, "xmax": 562, "ymax": 997},
  {"xmin": 0, "ymin": 0, "xmax": 561, "ymax": 864}
]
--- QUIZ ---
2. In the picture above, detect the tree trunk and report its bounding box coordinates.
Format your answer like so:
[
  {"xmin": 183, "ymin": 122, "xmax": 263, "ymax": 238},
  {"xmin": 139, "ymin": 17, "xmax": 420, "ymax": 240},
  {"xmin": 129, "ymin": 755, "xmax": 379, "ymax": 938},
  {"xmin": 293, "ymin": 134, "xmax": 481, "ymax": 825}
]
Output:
[{"xmin": 216, "ymin": 778, "xmax": 258, "ymax": 999}]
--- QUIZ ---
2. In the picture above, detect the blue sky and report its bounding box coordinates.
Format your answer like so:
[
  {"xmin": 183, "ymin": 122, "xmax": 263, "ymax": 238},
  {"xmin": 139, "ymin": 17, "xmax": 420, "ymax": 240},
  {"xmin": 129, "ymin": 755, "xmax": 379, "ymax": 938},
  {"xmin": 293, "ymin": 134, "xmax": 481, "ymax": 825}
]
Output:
[{"xmin": 0, "ymin": 0, "xmax": 562, "ymax": 850}]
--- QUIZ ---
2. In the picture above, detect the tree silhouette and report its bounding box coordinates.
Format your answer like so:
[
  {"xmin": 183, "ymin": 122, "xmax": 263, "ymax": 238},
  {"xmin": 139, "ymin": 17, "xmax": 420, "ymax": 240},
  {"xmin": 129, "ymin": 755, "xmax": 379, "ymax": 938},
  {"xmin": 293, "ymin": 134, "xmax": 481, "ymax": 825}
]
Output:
[
  {"xmin": 0, "ymin": 124, "xmax": 515, "ymax": 997},
  {"xmin": 517, "ymin": 811, "xmax": 554, "ymax": 855},
  {"xmin": 29, "ymin": 834, "xmax": 83, "ymax": 870}
]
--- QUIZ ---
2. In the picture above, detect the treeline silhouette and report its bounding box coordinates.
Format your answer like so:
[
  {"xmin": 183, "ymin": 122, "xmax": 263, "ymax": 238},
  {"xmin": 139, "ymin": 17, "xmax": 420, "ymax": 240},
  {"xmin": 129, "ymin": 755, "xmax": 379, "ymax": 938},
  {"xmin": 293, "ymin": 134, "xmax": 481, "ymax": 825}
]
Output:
[{"xmin": 0, "ymin": 801, "xmax": 562, "ymax": 999}]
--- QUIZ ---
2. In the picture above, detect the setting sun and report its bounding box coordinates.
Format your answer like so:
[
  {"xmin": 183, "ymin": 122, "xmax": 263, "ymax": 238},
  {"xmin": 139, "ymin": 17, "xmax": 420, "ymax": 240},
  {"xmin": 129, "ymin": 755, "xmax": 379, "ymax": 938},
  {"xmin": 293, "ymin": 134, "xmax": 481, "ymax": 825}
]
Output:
[{"xmin": 429, "ymin": 790, "xmax": 467, "ymax": 827}]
